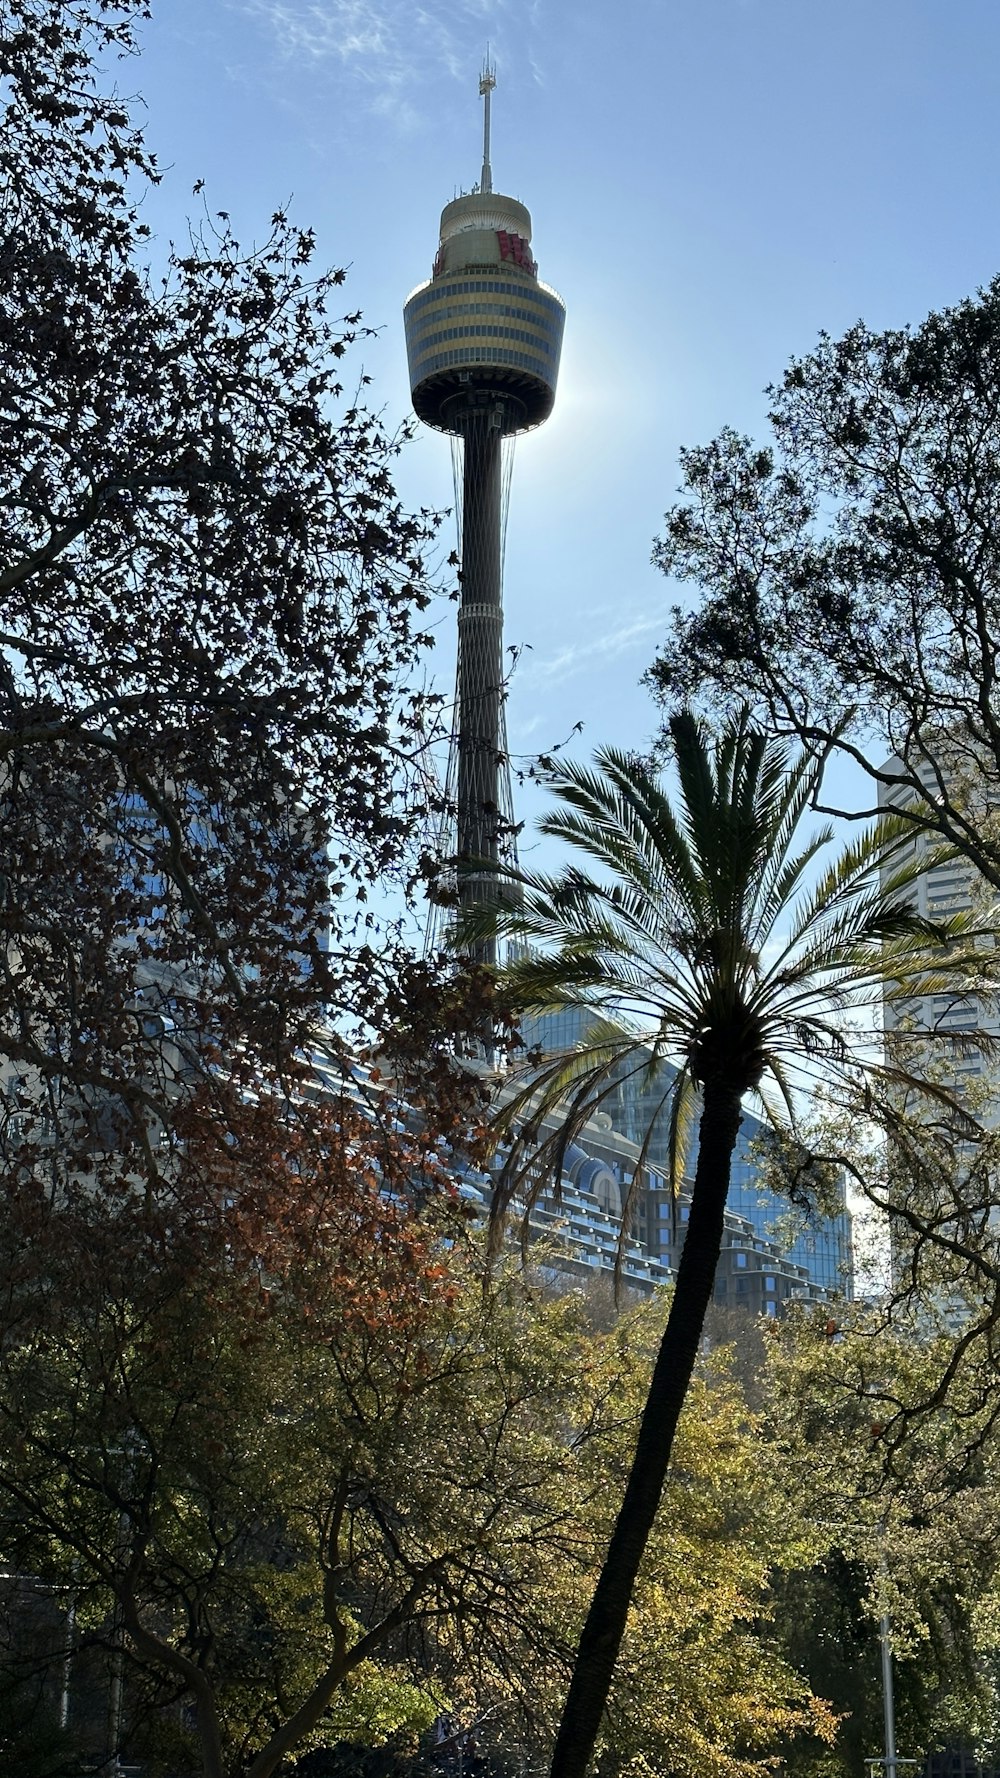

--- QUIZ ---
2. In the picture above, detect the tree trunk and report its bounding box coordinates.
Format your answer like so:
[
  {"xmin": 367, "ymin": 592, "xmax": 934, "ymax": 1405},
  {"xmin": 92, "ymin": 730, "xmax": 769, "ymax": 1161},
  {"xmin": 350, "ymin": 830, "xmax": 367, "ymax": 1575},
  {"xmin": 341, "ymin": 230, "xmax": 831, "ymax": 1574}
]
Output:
[
  {"xmin": 119, "ymin": 1588, "xmax": 226, "ymax": 1778},
  {"xmin": 549, "ymin": 1077, "xmax": 744, "ymax": 1778}
]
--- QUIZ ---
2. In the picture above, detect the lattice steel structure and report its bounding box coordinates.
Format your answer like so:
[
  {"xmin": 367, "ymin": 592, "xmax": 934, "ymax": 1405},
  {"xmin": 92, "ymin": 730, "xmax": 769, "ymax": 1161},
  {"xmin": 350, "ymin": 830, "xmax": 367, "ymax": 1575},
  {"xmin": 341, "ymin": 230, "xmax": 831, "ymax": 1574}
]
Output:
[{"xmin": 404, "ymin": 61, "xmax": 565, "ymax": 963}]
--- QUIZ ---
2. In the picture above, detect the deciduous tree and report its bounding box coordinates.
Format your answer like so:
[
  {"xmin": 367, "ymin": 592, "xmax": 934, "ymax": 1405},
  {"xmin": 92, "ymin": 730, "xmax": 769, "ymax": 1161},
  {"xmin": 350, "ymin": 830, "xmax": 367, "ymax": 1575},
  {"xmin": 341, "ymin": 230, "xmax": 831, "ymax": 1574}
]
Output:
[
  {"xmin": 761, "ymin": 1301, "xmax": 1000, "ymax": 1778},
  {"xmin": 0, "ymin": 0, "xmax": 447, "ymax": 1175},
  {"xmin": 0, "ymin": 1158, "xmax": 841, "ymax": 1778},
  {"xmin": 0, "ymin": 1104, "xmax": 557, "ymax": 1778}
]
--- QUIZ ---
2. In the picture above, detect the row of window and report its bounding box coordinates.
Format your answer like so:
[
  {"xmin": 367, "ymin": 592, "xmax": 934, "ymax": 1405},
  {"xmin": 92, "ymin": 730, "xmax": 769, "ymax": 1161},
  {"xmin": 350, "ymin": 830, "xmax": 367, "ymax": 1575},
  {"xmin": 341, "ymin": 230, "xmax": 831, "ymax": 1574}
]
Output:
[
  {"xmin": 662, "ymin": 1229, "xmax": 822, "ymax": 1296},
  {"xmin": 408, "ymin": 276, "xmax": 543, "ymax": 311},
  {"xmin": 411, "ymin": 323, "xmax": 554, "ymax": 357},
  {"xmin": 412, "ymin": 345, "xmax": 553, "ymax": 378},
  {"xmin": 412, "ymin": 299, "xmax": 554, "ymax": 329}
]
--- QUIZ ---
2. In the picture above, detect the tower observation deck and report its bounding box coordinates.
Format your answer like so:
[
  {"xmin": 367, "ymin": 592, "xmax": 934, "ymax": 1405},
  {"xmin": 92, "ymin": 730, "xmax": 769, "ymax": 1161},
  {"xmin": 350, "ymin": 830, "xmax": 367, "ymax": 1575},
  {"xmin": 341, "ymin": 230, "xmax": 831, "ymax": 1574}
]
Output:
[{"xmin": 404, "ymin": 61, "xmax": 565, "ymax": 965}]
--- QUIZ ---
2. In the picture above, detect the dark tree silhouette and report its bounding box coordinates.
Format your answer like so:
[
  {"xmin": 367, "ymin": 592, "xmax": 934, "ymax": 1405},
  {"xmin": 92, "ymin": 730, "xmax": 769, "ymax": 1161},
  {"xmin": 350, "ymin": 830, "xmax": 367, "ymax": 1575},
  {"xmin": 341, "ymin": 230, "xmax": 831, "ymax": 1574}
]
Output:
[
  {"xmin": 0, "ymin": 0, "xmax": 445, "ymax": 1182},
  {"xmin": 651, "ymin": 277, "xmax": 1000, "ymax": 890}
]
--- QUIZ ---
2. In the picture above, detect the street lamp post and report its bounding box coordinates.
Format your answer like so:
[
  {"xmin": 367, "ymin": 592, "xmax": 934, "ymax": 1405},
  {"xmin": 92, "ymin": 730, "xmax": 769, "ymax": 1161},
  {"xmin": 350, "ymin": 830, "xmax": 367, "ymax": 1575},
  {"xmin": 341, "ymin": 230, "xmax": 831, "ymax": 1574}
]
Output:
[{"xmin": 866, "ymin": 1534, "xmax": 920, "ymax": 1778}]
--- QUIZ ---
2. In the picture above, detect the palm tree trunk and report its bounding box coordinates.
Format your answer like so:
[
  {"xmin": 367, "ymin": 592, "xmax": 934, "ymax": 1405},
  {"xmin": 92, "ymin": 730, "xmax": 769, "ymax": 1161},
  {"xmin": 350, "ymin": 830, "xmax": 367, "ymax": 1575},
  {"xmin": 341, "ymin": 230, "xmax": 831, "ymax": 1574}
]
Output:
[{"xmin": 550, "ymin": 1077, "xmax": 744, "ymax": 1778}]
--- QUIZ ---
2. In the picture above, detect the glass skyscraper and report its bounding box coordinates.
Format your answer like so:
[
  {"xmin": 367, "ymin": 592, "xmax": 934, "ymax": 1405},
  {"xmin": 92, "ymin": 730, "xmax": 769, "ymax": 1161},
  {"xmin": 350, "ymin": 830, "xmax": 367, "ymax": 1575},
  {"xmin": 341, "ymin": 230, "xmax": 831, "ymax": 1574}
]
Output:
[{"xmin": 523, "ymin": 1008, "xmax": 854, "ymax": 1301}]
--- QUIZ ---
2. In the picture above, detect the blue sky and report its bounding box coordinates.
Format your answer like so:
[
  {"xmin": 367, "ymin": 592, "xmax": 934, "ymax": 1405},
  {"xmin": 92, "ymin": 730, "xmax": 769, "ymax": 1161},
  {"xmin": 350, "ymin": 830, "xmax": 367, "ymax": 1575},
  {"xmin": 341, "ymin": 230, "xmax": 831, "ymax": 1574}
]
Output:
[{"xmin": 129, "ymin": 0, "xmax": 1000, "ymax": 877}]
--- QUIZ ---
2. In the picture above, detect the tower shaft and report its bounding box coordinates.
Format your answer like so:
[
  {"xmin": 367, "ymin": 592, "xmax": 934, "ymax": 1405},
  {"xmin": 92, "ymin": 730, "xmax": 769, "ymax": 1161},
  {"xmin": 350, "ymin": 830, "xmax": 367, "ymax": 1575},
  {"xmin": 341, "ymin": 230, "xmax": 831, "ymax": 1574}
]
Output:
[{"xmin": 453, "ymin": 406, "xmax": 506, "ymax": 966}]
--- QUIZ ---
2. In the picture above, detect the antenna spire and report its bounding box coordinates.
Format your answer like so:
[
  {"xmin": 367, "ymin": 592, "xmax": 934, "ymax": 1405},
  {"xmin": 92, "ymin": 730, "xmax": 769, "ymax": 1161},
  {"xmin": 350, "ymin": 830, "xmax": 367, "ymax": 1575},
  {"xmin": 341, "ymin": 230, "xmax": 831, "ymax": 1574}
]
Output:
[{"xmin": 479, "ymin": 51, "xmax": 496, "ymax": 194}]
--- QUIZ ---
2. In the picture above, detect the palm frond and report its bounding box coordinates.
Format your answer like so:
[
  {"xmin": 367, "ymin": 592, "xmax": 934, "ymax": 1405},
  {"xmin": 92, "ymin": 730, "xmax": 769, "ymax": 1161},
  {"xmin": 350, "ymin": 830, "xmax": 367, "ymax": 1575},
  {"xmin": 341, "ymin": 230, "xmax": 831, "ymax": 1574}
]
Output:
[{"xmin": 444, "ymin": 703, "xmax": 996, "ymax": 1286}]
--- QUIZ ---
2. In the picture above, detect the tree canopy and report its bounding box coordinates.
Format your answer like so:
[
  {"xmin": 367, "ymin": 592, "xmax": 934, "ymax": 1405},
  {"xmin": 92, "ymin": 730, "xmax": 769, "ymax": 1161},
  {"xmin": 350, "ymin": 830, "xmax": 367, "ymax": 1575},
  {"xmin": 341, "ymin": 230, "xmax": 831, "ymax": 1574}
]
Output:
[
  {"xmin": 760, "ymin": 1299, "xmax": 1000, "ymax": 1778},
  {"xmin": 650, "ymin": 276, "xmax": 1000, "ymax": 890},
  {"xmin": 0, "ymin": 0, "xmax": 449, "ymax": 1184},
  {"xmin": 0, "ymin": 1175, "xmax": 844, "ymax": 1778},
  {"xmin": 648, "ymin": 277, "xmax": 1000, "ymax": 1416}
]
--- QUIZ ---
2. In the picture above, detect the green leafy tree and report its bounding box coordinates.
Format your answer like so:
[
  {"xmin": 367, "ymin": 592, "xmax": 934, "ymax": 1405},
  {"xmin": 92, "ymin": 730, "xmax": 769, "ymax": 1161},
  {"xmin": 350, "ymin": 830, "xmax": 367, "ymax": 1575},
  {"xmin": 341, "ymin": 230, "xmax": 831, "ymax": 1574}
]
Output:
[
  {"xmin": 648, "ymin": 278, "xmax": 1000, "ymax": 1384},
  {"xmin": 555, "ymin": 1324, "xmax": 839, "ymax": 1778},
  {"xmin": 750, "ymin": 1079, "xmax": 1000, "ymax": 1453},
  {"xmin": 462, "ymin": 709, "xmax": 973, "ymax": 1778},
  {"xmin": 760, "ymin": 1302, "xmax": 1000, "ymax": 1778}
]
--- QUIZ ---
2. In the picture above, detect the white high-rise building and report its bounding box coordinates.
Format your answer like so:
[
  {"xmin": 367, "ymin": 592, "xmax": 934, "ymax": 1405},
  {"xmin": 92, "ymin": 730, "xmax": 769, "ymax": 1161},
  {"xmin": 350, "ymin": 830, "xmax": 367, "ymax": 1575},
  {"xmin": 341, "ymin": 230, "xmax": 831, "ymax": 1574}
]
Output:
[
  {"xmin": 879, "ymin": 755, "xmax": 999, "ymax": 1108},
  {"xmin": 878, "ymin": 755, "xmax": 1000, "ymax": 1317}
]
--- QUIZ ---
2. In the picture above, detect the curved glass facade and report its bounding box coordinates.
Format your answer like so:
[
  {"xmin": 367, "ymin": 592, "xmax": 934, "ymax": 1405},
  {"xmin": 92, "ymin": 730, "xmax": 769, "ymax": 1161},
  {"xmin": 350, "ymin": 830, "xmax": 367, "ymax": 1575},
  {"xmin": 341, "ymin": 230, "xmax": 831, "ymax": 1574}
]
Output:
[
  {"xmin": 404, "ymin": 274, "xmax": 565, "ymax": 401},
  {"xmin": 522, "ymin": 1006, "xmax": 855, "ymax": 1301}
]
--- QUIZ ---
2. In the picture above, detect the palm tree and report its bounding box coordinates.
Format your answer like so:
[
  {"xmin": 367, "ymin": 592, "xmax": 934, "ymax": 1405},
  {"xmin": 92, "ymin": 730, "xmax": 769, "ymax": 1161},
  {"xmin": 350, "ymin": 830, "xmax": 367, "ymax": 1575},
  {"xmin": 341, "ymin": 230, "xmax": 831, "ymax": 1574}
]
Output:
[{"xmin": 460, "ymin": 708, "xmax": 976, "ymax": 1778}]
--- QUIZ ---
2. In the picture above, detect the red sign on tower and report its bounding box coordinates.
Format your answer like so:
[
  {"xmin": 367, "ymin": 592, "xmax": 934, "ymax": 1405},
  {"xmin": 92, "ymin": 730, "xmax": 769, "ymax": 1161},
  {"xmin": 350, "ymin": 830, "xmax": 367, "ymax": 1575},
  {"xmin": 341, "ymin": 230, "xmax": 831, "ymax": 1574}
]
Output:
[{"xmin": 497, "ymin": 231, "xmax": 537, "ymax": 275}]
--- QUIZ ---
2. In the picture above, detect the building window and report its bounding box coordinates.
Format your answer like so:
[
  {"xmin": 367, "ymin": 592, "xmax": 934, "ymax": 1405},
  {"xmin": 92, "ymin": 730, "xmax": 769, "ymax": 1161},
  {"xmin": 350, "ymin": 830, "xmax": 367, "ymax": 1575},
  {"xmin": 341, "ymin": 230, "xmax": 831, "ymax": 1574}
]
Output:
[
  {"xmin": 734, "ymin": 1251, "xmax": 747, "ymax": 1268},
  {"xmin": 765, "ymin": 1301, "xmax": 778, "ymax": 1317},
  {"xmin": 764, "ymin": 1275, "xmax": 776, "ymax": 1292}
]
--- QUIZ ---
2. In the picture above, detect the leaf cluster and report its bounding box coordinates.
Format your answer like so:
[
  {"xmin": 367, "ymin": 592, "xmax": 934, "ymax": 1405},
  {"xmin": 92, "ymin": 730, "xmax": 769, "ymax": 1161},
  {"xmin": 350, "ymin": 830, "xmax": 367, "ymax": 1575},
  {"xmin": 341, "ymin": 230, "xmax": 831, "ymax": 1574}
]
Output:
[
  {"xmin": 650, "ymin": 276, "xmax": 1000, "ymax": 888},
  {"xmin": 0, "ymin": 0, "xmax": 452, "ymax": 1193}
]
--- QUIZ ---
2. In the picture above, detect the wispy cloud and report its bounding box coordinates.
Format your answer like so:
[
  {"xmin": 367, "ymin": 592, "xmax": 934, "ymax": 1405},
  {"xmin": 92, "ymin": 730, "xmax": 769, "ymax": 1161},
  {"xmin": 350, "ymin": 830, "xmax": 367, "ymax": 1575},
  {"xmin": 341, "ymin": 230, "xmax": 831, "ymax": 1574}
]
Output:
[
  {"xmin": 517, "ymin": 610, "xmax": 665, "ymax": 687},
  {"xmin": 243, "ymin": 0, "xmax": 388, "ymax": 62},
  {"xmin": 233, "ymin": 0, "xmax": 534, "ymax": 124}
]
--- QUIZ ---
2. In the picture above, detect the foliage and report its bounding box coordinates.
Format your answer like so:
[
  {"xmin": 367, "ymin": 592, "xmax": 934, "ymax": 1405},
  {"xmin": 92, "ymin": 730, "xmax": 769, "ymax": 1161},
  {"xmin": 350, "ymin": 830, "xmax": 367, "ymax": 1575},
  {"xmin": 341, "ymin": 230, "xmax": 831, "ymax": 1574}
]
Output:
[
  {"xmin": 0, "ymin": 1162, "xmax": 844, "ymax": 1778},
  {"xmin": 474, "ymin": 717, "xmax": 973, "ymax": 1230},
  {"xmin": 648, "ymin": 285, "xmax": 1000, "ymax": 1732},
  {"xmin": 563, "ymin": 1327, "xmax": 840, "ymax": 1778},
  {"xmin": 750, "ymin": 1080, "xmax": 1000, "ymax": 1457},
  {"xmin": 0, "ymin": 14, "xmax": 504, "ymax": 1761},
  {"xmin": 759, "ymin": 1302, "xmax": 1000, "ymax": 1775},
  {"xmin": 457, "ymin": 711, "xmax": 968, "ymax": 1778},
  {"xmin": 0, "ymin": 0, "xmax": 454, "ymax": 1189},
  {"xmin": 0, "ymin": 1117, "xmax": 556, "ymax": 1777},
  {"xmin": 650, "ymin": 275, "xmax": 1000, "ymax": 894}
]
